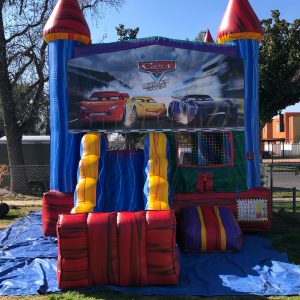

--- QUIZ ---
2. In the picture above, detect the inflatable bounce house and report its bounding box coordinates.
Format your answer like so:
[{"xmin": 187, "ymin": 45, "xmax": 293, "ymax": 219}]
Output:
[{"xmin": 42, "ymin": 0, "xmax": 271, "ymax": 289}]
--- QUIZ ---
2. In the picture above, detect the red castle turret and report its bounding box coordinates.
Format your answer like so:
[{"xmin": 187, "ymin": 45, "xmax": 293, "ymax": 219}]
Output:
[
  {"xmin": 204, "ymin": 29, "xmax": 214, "ymax": 43},
  {"xmin": 217, "ymin": 0, "xmax": 263, "ymax": 44},
  {"xmin": 43, "ymin": 0, "xmax": 91, "ymax": 44}
]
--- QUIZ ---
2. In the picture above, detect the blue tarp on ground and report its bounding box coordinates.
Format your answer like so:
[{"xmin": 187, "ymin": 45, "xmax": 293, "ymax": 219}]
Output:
[{"xmin": 1, "ymin": 211, "xmax": 300, "ymax": 296}]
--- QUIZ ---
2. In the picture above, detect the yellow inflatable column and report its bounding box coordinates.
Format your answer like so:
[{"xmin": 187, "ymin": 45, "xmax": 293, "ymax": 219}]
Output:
[
  {"xmin": 71, "ymin": 133, "xmax": 101, "ymax": 213},
  {"xmin": 147, "ymin": 132, "xmax": 169, "ymax": 210}
]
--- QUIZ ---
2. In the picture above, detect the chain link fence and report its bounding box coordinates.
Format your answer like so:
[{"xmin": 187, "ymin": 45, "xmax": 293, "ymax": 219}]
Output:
[
  {"xmin": 261, "ymin": 162, "xmax": 300, "ymax": 213},
  {"xmin": 261, "ymin": 140, "xmax": 300, "ymax": 212},
  {"xmin": 0, "ymin": 165, "xmax": 50, "ymax": 198},
  {"xmin": 0, "ymin": 161, "xmax": 298, "ymax": 213},
  {"xmin": 262, "ymin": 142, "xmax": 300, "ymax": 163}
]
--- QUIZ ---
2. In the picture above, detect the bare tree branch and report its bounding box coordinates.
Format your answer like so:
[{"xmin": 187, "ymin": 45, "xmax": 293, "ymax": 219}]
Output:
[
  {"xmin": 11, "ymin": 55, "xmax": 34, "ymax": 86},
  {"xmin": 81, "ymin": 0, "xmax": 124, "ymax": 12},
  {"xmin": 6, "ymin": 0, "xmax": 49, "ymax": 44},
  {"xmin": 1, "ymin": 0, "xmax": 124, "ymax": 192}
]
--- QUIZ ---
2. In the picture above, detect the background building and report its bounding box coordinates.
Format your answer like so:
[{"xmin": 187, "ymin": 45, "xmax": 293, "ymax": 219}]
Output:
[
  {"xmin": 262, "ymin": 112, "xmax": 300, "ymax": 143},
  {"xmin": 261, "ymin": 112, "xmax": 300, "ymax": 157}
]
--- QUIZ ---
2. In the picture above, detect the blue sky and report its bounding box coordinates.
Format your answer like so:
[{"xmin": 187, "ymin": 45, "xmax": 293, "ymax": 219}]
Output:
[{"xmin": 87, "ymin": 0, "xmax": 300, "ymax": 113}]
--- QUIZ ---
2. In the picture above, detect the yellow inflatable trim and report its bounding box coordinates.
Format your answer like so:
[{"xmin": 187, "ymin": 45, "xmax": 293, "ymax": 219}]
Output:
[
  {"xmin": 73, "ymin": 133, "xmax": 101, "ymax": 213},
  {"xmin": 217, "ymin": 32, "xmax": 263, "ymax": 44},
  {"xmin": 147, "ymin": 133, "xmax": 169, "ymax": 210}
]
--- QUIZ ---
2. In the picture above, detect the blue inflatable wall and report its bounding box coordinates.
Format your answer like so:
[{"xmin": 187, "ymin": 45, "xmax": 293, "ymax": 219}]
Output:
[
  {"xmin": 48, "ymin": 40, "xmax": 81, "ymax": 192},
  {"xmin": 232, "ymin": 39, "xmax": 260, "ymax": 188},
  {"xmin": 99, "ymin": 150, "xmax": 145, "ymax": 212}
]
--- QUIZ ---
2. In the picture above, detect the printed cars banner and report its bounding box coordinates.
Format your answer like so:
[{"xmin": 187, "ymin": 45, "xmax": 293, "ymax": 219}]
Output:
[{"xmin": 68, "ymin": 45, "xmax": 244, "ymax": 132}]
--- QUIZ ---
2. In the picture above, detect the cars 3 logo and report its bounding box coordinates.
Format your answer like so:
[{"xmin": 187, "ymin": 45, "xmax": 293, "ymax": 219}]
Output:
[{"xmin": 138, "ymin": 60, "xmax": 176, "ymax": 91}]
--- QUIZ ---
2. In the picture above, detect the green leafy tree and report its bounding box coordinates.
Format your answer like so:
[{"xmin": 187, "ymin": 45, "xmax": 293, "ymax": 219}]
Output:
[
  {"xmin": 195, "ymin": 31, "xmax": 206, "ymax": 42},
  {"xmin": 116, "ymin": 24, "xmax": 139, "ymax": 41},
  {"xmin": 259, "ymin": 10, "xmax": 300, "ymax": 126},
  {"xmin": 0, "ymin": 0, "xmax": 123, "ymax": 193}
]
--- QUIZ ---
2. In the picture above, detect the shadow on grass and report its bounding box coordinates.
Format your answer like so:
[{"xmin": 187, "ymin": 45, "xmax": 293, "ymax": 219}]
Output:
[
  {"xmin": 0, "ymin": 207, "xmax": 40, "ymax": 227},
  {"xmin": 47, "ymin": 289, "xmax": 270, "ymax": 300},
  {"xmin": 0, "ymin": 214, "xmax": 20, "ymax": 221},
  {"xmin": 263, "ymin": 210, "xmax": 300, "ymax": 265},
  {"xmin": 272, "ymin": 187, "xmax": 296, "ymax": 193}
]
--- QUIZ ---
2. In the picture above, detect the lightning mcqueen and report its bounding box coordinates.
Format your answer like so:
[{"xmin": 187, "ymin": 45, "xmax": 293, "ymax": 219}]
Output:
[
  {"xmin": 168, "ymin": 94, "xmax": 238, "ymax": 127},
  {"xmin": 78, "ymin": 91, "xmax": 126, "ymax": 125}
]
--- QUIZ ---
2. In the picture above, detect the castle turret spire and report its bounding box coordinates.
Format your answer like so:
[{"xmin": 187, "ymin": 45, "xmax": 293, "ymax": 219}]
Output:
[
  {"xmin": 204, "ymin": 29, "xmax": 214, "ymax": 43},
  {"xmin": 217, "ymin": 0, "xmax": 263, "ymax": 44},
  {"xmin": 43, "ymin": 0, "xmax": 91, "ymax": 44}
]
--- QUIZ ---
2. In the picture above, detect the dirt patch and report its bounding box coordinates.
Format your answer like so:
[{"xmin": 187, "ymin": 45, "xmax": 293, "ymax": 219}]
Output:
[
  {"xmin": 2, "ymin": 200, "xmax": 42, "ymax": 207},
  {"xmin": 0, "ymin": 224, "xmax": 7, "ymax": 230},
  {"xmin": 0, "ymin": 191, "xmax": 42, "ymax": 204},
  {"xmin": 0, "ymin": 192, "xmax": 42, "ymax": 211}
]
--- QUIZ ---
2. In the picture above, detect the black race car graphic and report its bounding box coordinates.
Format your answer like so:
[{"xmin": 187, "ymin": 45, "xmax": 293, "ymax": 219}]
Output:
[{"xmin": 168, "ymin": 94, "xmax": 238, "ymax": 127}]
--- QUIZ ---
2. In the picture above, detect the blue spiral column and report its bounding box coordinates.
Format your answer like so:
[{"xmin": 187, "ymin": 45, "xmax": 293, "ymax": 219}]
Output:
[
  {"xmin": 43, "ymin": 0, "xmax": 91, "ymax": 192},
  {"xmin": 217, "ymin": 0, "xmax": 264, "ymax": 188}
]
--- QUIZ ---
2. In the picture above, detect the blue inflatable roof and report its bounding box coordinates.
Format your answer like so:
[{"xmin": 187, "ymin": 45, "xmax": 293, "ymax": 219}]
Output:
[{"xmin": 73, "ymin": 36, "xmax": 238, "ymax": 58}]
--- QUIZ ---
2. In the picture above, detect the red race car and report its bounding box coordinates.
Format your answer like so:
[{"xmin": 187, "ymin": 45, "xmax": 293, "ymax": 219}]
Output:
[{"xmin": 78, "ymin": 91, "xmax": 126, "ymax": 124}]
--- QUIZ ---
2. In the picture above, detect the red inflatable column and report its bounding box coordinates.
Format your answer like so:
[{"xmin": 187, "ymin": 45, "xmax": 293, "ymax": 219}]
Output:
[
  {"xmin": 57, "ymin": 214, "xmax": 89, "ymax": 289},
  {"xmin": 87, "ymin": 212, "xmax": 119, "ymax": 285},
  {"xmin": 42, "ymin": 191, "xmax": 74, "ymax": 237},
  {"xmin": 146, "ymin": 210, "xmax": 180, "ymax": 285},
  {"xmin": 118, "ymin": 211, "xmax": 148, "ymax": 286}
]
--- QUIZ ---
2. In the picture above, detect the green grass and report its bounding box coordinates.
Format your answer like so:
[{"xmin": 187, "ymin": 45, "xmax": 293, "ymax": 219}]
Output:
[
  {"xmin": 264, "ymin": 165, "xmax": 300, "ymax": 172},
  {"xmin": 272, "ymin": 200, "xmax": 300, "ymax": 213},
  {"xmin": 2, "ymin": 292, "xmax": 282, "ymax": 300},
  {"xmin": 45, "ymin": 291, "xmax": 298, "ymax": 300},
  {"xmin": 0, "ymin": 205, "xmax": 40, "ymax": 229},
  {"xmin": 273, "ymin": 191, "xmax": 300, "ymax": 198},
  {"xmin": 264, "ymin": 211, "xmax": 300, "ymax": 265},
  {"xmin": 273, "ymin": 200, "xmax": 296, "ymax": 212},
  {"xmin": 264, "ymin": 202, "xmax": 300, "ymax": 265},
  {"xmin": 44, "ymin": 291, "xmax": 300, "ymax": 299},
  {"xmin": 271, "ymin": 165, "xmax": 296, "ymax": 172},
  {"xmin": 0, "ymin": 292, "xmax": 292, "ymax": 300}
]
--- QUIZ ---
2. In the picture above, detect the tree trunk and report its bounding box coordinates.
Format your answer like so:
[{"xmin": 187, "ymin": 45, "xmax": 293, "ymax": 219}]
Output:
[{"xmin": 0, "ymin": 2, "xmax": 28, "ymax": 194}]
